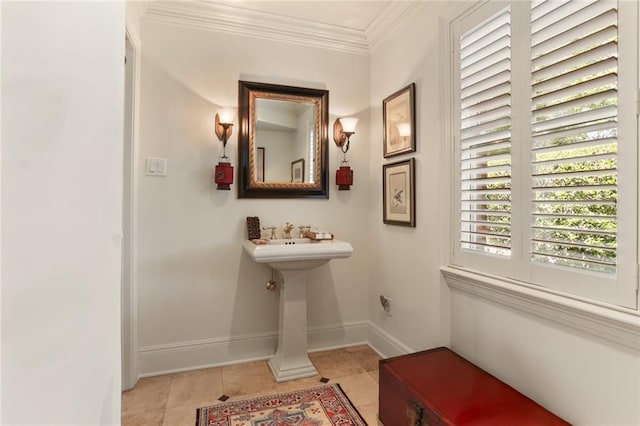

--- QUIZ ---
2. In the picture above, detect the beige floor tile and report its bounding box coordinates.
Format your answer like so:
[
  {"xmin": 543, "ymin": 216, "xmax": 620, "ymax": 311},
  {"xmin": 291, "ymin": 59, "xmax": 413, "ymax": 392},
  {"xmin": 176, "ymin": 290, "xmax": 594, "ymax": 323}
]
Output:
[
  {"xmin": 344, "ymin": 344, "xmax": 377, "ymax": 356},
  {"xmin": 122, "ymin": 375, "xmax": 171, "ymax": 417},
  {"xmin": 162, "ymin": 405, "xmax": 199, "ymax": 426},
  {"xmin": 346, "ymin": 345, "xmax": 382, "ymax": 372},
  {"xmin": 224, "ymin": 376, "xmax": 323, "ymax": 402},
  {"xmin": 368, "ymin": 368, "xmax": 379, "ymax": 383},
  {"xmin": 221, "ymin": 360, "xmax": 277, "ymax": 397},
  {"xmin": 222, "ymin": 393, "xmax": 255, "ymax": 404},
  {"xmin": 357, "ymin": 401, "xmax": 382, "ymax": 426},
  {"xmin": 334, "ymin": 372, "xmax": 378, "ymax": 408},
  {"xmin": 309, "ymin": 349, "xmax": 366, "ymax": 379},
  {"xmin": 122, "ymin": 348, "xmax": 380, "ymax": 425},
  {"xmin": 166, "ymin": 369, "xmax": 224, "ymax": 410},
  {"xmin": 170, "ymin": 366, "xmax": 221, "ymax": 381},
  {"xmin": 121, "ymin": 409, "xmax": 164, "ymax": 426},
  {"xmin": 274, "ymin": 375, "xmax": 325, "ymax": 393}
]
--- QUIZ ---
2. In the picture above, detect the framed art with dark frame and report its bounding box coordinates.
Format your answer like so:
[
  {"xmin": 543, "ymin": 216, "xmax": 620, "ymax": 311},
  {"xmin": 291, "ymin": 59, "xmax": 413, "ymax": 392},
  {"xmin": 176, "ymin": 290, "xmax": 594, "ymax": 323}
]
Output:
[
  {"xmin": 383, "ymin": 83, "xmax": 416, "ymax": 158},
  {"xmin": 383, "ymin": 158, "xmax": 415, "ymax": 227},
  {"xmin": 291, "ymin": 158, "xmax": 305, "ymax": 183},
  {"xmin": 257, "ymin": 147, "xmax": 265, "ymax": 182}
]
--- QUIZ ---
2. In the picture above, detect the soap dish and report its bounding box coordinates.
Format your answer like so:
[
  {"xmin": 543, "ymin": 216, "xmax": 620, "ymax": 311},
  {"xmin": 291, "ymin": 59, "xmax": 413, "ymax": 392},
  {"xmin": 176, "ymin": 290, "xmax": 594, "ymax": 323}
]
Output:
[{"xmin": 305, "ymin": 230, "xmax": 334, "ymax": 241}]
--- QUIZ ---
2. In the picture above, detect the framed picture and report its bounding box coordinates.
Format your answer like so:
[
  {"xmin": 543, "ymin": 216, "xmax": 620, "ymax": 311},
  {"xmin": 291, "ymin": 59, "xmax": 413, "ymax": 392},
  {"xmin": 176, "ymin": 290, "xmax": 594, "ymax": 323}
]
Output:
[
  {"xmin": 383, "ymin": 158, "xmax": 415, "ymax": 227},
  {"xmin": 291, "ymin": 158, "xmax": 305, "ymax": 183},
  {"xmin": 383, "ymin": 83, "xmax": 416, "ymax": 158},
  {"xmin": 257, "ymin": 147, "xmax": 265, "ymax": 182}
]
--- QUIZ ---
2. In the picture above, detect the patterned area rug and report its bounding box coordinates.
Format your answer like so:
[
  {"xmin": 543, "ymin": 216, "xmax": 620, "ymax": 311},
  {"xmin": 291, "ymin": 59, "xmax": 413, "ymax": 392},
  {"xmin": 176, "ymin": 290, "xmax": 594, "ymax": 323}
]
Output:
[{"xmin": 195, "ymin": 383, "xmax": 368, "ymax": 426}]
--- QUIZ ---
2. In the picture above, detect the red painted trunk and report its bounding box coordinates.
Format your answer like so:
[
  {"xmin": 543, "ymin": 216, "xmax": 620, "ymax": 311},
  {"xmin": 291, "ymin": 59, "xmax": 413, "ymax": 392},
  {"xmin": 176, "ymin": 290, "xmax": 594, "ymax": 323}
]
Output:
[{"xmin": 379, "ymin": 347, "xmax": 570, "ymax": 426}]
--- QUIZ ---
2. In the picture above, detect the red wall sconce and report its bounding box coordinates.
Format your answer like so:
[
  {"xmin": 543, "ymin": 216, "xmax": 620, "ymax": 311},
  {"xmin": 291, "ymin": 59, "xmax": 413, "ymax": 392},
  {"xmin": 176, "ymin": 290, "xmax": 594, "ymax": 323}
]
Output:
[
  {"xmin": 214, "ymin": 108, "xmax": 234, "ymax": 190},
  {"xmin": 333, "ymin": 117, "xmax": 358, "ymax": 191}
]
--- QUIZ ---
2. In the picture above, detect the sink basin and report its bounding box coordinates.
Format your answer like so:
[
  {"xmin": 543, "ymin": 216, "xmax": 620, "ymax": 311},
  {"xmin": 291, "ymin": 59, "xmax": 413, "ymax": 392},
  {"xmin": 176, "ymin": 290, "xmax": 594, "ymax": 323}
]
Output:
[
  {"xmin": 243, "ymin": 237, "xmax": 353, "ymax": 382},
  {"xmin": 243, "ymin": 238, "xmax": 353, "ymax": 271}
]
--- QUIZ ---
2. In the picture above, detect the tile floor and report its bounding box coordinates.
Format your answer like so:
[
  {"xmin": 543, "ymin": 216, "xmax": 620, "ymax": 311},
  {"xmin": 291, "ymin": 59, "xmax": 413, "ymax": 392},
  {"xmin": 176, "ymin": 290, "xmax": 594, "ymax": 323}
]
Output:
[{"xmin": 122, "ymin": 345, "xmax": 381, "ymax": 425}]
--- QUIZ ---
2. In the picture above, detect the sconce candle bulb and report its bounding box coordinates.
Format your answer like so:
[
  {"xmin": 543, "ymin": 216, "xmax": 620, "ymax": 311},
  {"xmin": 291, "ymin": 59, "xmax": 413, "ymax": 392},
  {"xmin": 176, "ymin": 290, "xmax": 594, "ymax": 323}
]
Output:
[
  {"xmin": 333, "ymin": 117, "xmax": 358, "ymax": 154},
  {"xmin": 215, "ymin": 109, "xmax": 235, "ymax": 153},
  {"xmin": 339, "ymin": 117, "xmax": 358, "ymax": 134},
  {"xmin": 217, "ymin": 108, "xmax": 235, "ymax": 125}
]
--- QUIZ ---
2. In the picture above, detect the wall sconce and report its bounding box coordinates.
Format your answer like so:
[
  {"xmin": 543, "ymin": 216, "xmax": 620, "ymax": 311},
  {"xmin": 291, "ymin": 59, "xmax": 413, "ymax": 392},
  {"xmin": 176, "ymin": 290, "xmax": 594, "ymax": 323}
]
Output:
[
  {"xmin": 333, "ymin": 117, "xmax": 358, "ymax": 191},
  {"xmin": 214, "ymin": 108, "xmax": 235, "ymax": 191}
]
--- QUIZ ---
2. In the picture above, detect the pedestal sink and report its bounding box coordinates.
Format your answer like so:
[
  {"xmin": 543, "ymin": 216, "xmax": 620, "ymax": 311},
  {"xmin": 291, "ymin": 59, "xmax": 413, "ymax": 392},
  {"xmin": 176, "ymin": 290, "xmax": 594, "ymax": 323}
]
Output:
[{"xmin": 243, "ymin": 238, "xmax": 353, "ymax": 382}]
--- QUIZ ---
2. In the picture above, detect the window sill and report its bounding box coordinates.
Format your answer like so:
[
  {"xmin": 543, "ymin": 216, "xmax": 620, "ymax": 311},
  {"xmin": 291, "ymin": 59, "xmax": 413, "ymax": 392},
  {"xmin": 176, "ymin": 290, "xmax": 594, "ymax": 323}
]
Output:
[{"xmin": 440, "ymin": 265, "xmax": 640, "ymax": 350}]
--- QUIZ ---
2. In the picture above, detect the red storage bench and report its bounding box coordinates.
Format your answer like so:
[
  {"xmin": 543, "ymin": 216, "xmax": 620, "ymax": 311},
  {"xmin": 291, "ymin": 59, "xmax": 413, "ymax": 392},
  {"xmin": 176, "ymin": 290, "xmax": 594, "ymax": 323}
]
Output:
[{"xmin": 379, "ymin": 347, "xmax": 570, "ymax": 425}]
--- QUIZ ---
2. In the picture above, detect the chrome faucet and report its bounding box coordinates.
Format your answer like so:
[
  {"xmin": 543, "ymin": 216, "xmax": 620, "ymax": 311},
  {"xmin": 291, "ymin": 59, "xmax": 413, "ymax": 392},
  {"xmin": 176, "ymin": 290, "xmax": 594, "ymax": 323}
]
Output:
[{"xmin": 283, "ymin": 222, "xmax": 294, "ymax": 239}]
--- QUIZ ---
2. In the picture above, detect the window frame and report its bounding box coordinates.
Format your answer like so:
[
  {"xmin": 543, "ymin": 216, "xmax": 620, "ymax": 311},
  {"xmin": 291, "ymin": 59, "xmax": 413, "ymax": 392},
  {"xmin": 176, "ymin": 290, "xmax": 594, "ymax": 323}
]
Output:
[{"xmin": 447, "ymin": 0, "xmax": 639, "ymax": 309}]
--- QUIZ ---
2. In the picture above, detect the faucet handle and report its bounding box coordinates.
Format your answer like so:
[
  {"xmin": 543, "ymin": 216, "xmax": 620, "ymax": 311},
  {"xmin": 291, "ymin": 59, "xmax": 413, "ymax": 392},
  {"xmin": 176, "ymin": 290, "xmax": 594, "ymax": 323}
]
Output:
[
  {"xmin": 298, "ymin": 225, "xmax": 311, "ymax": 238},
  {"xmin": 262, "ymin": 226, "xmax": 277, "ymax": 240}
]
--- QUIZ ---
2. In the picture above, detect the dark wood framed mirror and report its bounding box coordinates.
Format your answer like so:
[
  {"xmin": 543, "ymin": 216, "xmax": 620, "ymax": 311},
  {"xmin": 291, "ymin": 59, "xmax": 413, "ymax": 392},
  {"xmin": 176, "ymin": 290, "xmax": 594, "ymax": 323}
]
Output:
[{"xmin": 237, "ymin": 81, "xmax": 329, "ymax": 198}]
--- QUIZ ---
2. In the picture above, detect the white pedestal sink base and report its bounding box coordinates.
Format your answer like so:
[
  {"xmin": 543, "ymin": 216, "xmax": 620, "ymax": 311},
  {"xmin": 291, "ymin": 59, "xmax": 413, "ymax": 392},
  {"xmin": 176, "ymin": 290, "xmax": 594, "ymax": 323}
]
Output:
[
  {"xmin": 242, "ymin": 239, "xmax": 354, "ymax": 382},
  {"xmin": 268, "ymin": 356, "xmax": 317, "ymax": 383},
  {"xmin": 268, "ymin": 270, "xmax": 318, "ymax": 382}
]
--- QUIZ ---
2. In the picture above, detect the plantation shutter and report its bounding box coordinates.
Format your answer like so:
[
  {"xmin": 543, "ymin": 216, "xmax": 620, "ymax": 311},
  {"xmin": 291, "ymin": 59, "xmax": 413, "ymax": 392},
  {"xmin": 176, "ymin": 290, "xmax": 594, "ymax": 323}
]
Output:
[
  {"xmin": 459, "ymin": 7, "xmax": 512, "ymax": 257},
  {"xmin": 530, "ymin": 0, "xmax": 619, "ymax": 274}
]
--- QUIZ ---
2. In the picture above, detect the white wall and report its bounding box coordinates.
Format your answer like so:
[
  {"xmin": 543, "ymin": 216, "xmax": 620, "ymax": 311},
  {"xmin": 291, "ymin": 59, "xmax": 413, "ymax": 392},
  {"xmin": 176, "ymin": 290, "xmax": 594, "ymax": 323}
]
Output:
[
  {"xmin": 257, "ymin": 129, "xmax": 295, "ymax": 182},
  {"xmin": 368, "ymin": 2, "xmax": 450, "ymax": 355},
  {"xmin": 450, "ymin": 290, "xmax": 640, "ymax": 425},
  {"xmin": 1, "ymin": 2, "xmax": 124, "ymax": 424},
  {"xmin": 136, "ymin": 20, "xmax": 371, "ymax": 374},
  {"xmin": 370, "ymin": 2, "xmax": 640, "ymax": 424}
]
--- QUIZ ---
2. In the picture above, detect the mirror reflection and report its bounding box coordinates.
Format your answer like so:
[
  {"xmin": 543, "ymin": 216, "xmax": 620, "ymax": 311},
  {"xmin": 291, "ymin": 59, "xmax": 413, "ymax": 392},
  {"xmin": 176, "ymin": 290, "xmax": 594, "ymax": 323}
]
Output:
[
  {"xmin": 254, "ymin": 98, "xmax": 316, "ymax": 183},
  {"xmin": 238, "ymin": 81, "xmax": 329, "ymax": 198}
]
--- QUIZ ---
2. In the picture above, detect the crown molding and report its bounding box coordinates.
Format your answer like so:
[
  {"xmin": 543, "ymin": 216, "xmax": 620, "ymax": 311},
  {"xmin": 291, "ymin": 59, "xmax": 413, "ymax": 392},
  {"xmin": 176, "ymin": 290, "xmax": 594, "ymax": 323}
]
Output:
[
  {"xmin": 366, "ymin": 1, "xmax": 427, "ymax": 51},
  {"xmin": 143, "ymin": 1, "xmax": 426, "ymax": 55},
  {"xmin": 144, "ymin": 1, "xmax": 370, "ymax": 55}
]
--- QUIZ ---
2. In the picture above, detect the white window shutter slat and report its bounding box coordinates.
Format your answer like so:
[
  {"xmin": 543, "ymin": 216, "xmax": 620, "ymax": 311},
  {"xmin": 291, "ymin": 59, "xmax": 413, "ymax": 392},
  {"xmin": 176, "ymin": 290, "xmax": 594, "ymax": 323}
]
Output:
[
  {"xmin": 459, "ymin": 6, "xmax": 512, "ymax": 257},
  {"xmin": 530, "ymin": 0, "xmax": 619, "ymax": 275}
]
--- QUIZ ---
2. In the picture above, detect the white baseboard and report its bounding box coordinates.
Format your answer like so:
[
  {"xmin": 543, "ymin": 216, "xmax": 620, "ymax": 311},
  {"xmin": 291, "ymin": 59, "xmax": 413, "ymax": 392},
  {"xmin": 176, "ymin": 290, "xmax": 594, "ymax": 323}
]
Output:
[
  {"xmin": 138, "ymin": 321, "xmax": 370, "ymax": 378},
  {"xmin": 366, "ymin": 321, "xmax": 414, "ymax": 358},
  {"xmin": 308, "ymin": 321, "xmax": 368, "ymax": 351},
  {"xmin": 138, "ymin": 332, "xmax": 277, "ymax": 377}
]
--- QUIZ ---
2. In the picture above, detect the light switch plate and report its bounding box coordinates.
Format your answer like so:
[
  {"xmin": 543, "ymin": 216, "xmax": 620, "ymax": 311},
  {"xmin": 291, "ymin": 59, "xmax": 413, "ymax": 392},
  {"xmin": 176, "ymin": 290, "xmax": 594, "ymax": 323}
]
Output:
[{"xmin": 146, "ymin": 157, "xmax": 167, "ymax": 176}]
